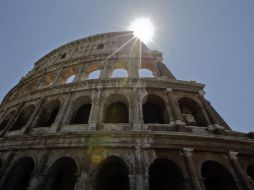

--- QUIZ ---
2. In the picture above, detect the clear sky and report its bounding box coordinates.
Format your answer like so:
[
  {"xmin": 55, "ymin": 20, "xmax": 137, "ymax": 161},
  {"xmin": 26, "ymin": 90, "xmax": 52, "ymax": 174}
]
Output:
[{"xmin": 0, "ymin": 0, "xmax": 253, "ymax": 132}]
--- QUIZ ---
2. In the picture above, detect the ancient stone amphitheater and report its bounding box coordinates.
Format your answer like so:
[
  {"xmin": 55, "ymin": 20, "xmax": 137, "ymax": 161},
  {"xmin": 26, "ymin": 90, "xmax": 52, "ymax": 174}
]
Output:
[{"xmin": 0, "ymin": 31, "xmax": 253, "ymax": 190}]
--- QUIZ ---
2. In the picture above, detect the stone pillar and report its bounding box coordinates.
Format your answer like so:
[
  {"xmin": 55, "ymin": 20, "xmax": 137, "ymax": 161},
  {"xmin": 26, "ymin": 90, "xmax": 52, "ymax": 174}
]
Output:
[
  {"xmin": 128, "ymin": 175, "xmax": 136, "ymax": 190},
  {"xmin": 74, "ymin": 171, "xmax": 88, "ymax": 190},
  {"xmin": 22, "ymin": 98, "xmax": 44, "ymax": 134},
  {"xmin": 134, "ymin": 145, "xmax": 145, "ymax": 190},
  {"xmin": 132, "ymin": 88, "xmax": 142, "ymax": 130},
  {"xmin": 52, "ymin": 67, "xmax": 64, "ymax": 85},
  {"xmin": 89, "ymin": 87, "xmax": 103, "ymax": 130},
  {"xmin": 100, "ymin": 59, "xmax": 109, "ymax": 79},
  {"xmin": 74, "ymin": 64, "xmax": 86, "ymax": 82},
  {"xmin": 228, "ymin": 151, "xmax": 252, "ymax": 190},
  {"xmin": 128, "ymin": 58, "xmax": 139, "ymax": 78},
  {"xmin": 36, "ymin": 71, "xmax": 46, "ymax": 89},
  {"xmin": 165, "ymin": 88, "xmax": 184, "ymax": 125},
  {"xmin": 27, "ymin": 151, "xmax": 50, "ymax": 190},
  {"xmin": 183, "ymin": 148, "xmax": 202, "ymax": 190},
  {"xmin": 50, "ymin": 93, "xmax": 72, "ymax": 132},
  {"xmin": 199, "ymin": 91, "xmax": 220, "ymax": 125}
]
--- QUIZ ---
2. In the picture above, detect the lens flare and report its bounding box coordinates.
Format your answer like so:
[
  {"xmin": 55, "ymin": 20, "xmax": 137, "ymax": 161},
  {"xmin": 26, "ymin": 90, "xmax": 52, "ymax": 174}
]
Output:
[{"xmin": 129, "ymin": 18, "xmax": 154, "ymax": 43}]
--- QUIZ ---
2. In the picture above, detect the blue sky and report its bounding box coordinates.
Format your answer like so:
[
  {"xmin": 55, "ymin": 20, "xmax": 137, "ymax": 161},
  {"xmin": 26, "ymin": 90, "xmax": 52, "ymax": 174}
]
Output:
[{"xmin": 0, "ymin": 0, "xmax": 253, "ymax": 132}]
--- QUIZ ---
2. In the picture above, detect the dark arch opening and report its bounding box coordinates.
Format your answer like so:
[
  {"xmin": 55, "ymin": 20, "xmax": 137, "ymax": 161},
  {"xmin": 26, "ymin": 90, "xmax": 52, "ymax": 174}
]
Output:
[
  {"xmin": 37, "ymin": 100, "xmax": 61, "ymax": 127},
  {"xmin": 149, "ymin": 158, "xmax": 186, "ymax": 190},
  {"xmin": 44, "ymin": 157, "xmax": 77, "ymax": 190},
  {"xmin": 104, "ymin": 102, "xmax": 128, "ymax": 123},
  {"xmin": 179, "ymin": 97, "xmax": 208, "ymax": 127},
  {"xmin": 201, "ymin": 160, "xmax": 238, "ymax": 190},
  {"xmin": 11, "ymin": 105, "xmax": 35, "ymax": 131},
  {"xmin": 247, "ymin": 164, "xmax": 254, "ymax": 181},
  {"xmin": 71, "ymin": 104, "xmax": 91, "ymax": 124},
  {"xmin": 142, "ymin": 94, "xmax": 169, "ymax": 124},
  {"xmin": 95, "ymin": 156, "xmax": 129, "ymax": 190},
  {"xmin": 2, "ymin": 157, "xmax": 34, "ymax": 190},
  {"xmin": 0, "ymin": 120, "xmax": 9, "ymax": 131}
]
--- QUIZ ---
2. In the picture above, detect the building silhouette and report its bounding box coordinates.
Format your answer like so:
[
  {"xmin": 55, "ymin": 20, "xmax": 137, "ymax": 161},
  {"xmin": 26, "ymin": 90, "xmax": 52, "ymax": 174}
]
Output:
[{"xmin": 0, "ymin": 31, "xmax": 253, "ymax": 190}]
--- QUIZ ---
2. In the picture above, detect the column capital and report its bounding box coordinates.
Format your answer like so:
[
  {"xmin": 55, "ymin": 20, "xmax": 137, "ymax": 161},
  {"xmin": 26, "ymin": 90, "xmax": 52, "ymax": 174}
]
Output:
[
  {"xmin": 228, "ymin": 151, "xmax": 238, "ymax": 160},
  {"xmin": 183, "ymin": 148, "xmax": 194, "ymax": 157}
]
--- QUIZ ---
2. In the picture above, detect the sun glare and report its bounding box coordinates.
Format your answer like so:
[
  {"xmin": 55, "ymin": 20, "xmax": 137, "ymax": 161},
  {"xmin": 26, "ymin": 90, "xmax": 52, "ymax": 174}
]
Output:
[{"xmin": 129, "ymin": 18, "xmax": 155, "ymax": 43}]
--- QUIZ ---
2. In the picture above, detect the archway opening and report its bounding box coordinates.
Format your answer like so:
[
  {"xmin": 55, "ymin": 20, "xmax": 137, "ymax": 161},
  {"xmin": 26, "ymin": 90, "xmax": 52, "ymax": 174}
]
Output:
[
  {"xmin": 95, "ymin": 156, "xmax": 129, "ymax": 190},
  {"xmin": 201, "ymin": 160, "xmax": 237, "ymax": 190},
  {"xmin": 149, "ymin": 158, "xmax": 186, "ymax": 190},
  {"xmin": 37, "ymin": 100, "xmax": 61, "ymax": 127},
  {"xmin": 88, "ymin": 70, "xmax": 101, "ymax": 79},
  {"xmin": 71, "ymin": 104, "xmax": 91, "ymax": 124},
  {"xmin": 111, "ymin": 69, "xmax": 128, "ymax": 78},
  {"xmin": 139, "ymin": 68, "xmax": 154, "ymax": 78},
  {"xmin": 11, "ymin": 105, "xmax": 35, "ymax": 131},
  {"xmin": 2, "ymin": 157, "xmax": 34, "ymax": 190},
  {"xmin": 104, "ymin": 102, "xmax": 128, "ymax": 123},
  {"xmin": 66, "ymin": 74, "xmax": 75, "ymax": 83},
  {"xmin": 142, "ymin": 94, "xmax": 169, "ymax": 124},
  {"xmin": 44, "ymin": 157, "xmax": 77, "ymax": 190},
  {"xmin": 179, "ymin": 97, "xmax": 208, "ymax": 127},
  {"xmin": 247, "ymin": 164, "xmax": 254, "ymax": 181},
  {"xmin": 0, "ymin": 119, "xmax": 9, "ymax": 131}
]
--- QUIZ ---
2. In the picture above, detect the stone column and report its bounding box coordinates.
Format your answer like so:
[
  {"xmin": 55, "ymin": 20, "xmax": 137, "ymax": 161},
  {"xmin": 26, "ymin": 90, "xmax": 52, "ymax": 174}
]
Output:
[
  {"xmin": 27, "ymin": 151, "xmax": 50, "ymax": 190},
  {"xmin": 132, "ymin": 88, "xmax": 142, "ymax": 130},
  {"xmin": 183, "ymin": 148, "xmax": 201, "ymax": 190},
  {"xmin": 165, "ymin": 88, "xmax": 184, "ymax": 125},
  {"xmin": 128, "ymin": 174, "xmax": 136, "ymax": 190},
  {"xmin": 100, "ymin": 59, "xmax": 109, "ymax": 79},
  {"xmin": 128, "ymin": 58, "xmax": 139, "ymax": 78},
  {"xmin": 22, "ymin": 98, "xmax": 44, "ymax": 134},
  {"xmin": 89, "ymin": 87, "xmax": 103, "ymax": 130},
  {"xmin": 52, "ymin": 67, "xmax": 64, "ymax": 85},
  {"xmin": 134, "ymin": 145, "xmax": 145, "ymax": 190},
  {"xmin": 74, "ymin": 64, "xmax": 86, "ymax": 82},
  {"xmin": 50, "ymin": 93, "xmax": 72, "ymax": 132},
  {"xmin": 74, "ymin": 171, "xmax": 88, "ymax": 190},
  {"xmin": 228, "ymin": 151, "xmax": 252, "ymax": 190},
  {"xmin": 36, "ymin": 71, "xmax": 46, "ymax": 89}
]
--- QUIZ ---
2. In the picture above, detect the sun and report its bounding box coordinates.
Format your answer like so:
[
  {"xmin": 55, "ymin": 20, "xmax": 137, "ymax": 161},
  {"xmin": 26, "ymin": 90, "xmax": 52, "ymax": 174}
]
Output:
[{"xmin": 129, "ymin": 18, "xmax": 155, "ymax": 43}]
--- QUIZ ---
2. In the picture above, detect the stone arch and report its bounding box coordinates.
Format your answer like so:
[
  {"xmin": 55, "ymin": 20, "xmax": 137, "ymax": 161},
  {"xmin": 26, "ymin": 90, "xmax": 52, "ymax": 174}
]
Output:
[
  {"xmin": 103, "ymin": 94, "xmax": 129, "ymax": 123},
  {"xmin": 70, "ymin": 96, "xmax": 92, "ymax": 124},
  {"xmin": 201, "ymin": 160, "xmax": 238, "ymax": 190},
  {"xmin": 36, "ymin": 99, "xmax": 61, "ymax": 127},
  {"xmin": 142, "ymin": 94, "xmax": 169, "ymax": 124},
  {"xmin": 139, "ymin": 68, "xmax": 154, "ymax": 78},
  {"xmin": 10, "ymin": 104, "xmax": 35, "ymax": 131},
  {"xmin": 94, "ymin": 156, "xmax": 129, "ymax": 190},
  {"xmin": 59, "ymin": 67, "xmax": 78, "ymax": 84},
  {"xmin": 148, "ymin": 158, "xmax": 186, "ymax": 190},
  {"xmin": 82, "ymin": 62, "xmax": 103, "ymax": 80},
  {"xmin": 0, "ymin": 110, "xmax": 16, "ymax": 131},
  {"xmin": 43, "ymin": 157, "xmax": 78, "ymax": 190},
  {"xmin": 140, "ymin": 61, "xmax": 158, "ymax": 77},
  {"xmin": 247, "ymin": 164, "xmax": 254, "ymax": 181},
  {"xmin": 2, "ymin": 157, "xmax": 35, "ymax": 190},
  {"xmin": 42, "ymin": 72, "xmax": 55, "ymax": 87},
  {"xmin": 178, "ymin": 97, "xmax": 208, "ymax": 127}
]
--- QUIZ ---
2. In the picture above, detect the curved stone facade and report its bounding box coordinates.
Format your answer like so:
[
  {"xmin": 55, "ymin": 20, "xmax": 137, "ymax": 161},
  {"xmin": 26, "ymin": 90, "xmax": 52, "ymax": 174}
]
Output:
[{"xmin": 0, "ymin": 31, "xmax": 253, "ymax": 190}]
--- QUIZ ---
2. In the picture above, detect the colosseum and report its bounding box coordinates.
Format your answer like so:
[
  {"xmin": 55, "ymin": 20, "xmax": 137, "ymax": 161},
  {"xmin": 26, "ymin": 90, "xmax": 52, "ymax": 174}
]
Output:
[{"xmin": 0, "ymin": 31, "xmax": 253, "ymax": 190}]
